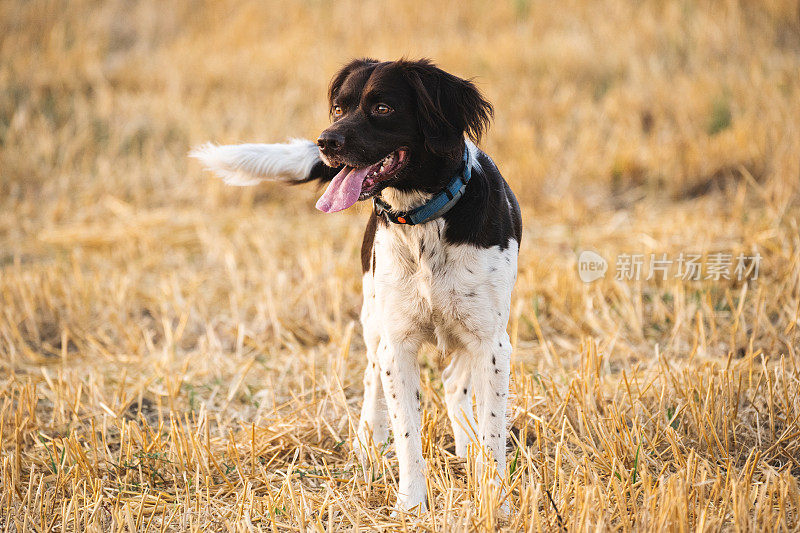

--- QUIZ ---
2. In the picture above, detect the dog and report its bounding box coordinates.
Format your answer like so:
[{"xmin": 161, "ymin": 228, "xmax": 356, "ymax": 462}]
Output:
[{"xmin": 191, "ymin": 58, "xmax": 522, "ymax": 513}]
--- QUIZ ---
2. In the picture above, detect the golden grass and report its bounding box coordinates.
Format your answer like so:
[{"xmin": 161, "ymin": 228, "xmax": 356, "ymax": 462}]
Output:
[{"xmin": 2, "ymin": 0, "xmax": 800, "ymax": 530}]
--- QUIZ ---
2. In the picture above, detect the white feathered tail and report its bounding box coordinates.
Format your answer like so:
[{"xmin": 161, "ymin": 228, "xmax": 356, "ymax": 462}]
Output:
[{"xmin": 189, "ymin": 139, "xmax": 321, "ymax": 186}]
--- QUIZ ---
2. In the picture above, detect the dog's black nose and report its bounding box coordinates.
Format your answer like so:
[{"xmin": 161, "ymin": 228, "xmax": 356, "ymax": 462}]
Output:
[{"xmin": 316, "ymin": 132, "xmax": 344, "ymax": 153}]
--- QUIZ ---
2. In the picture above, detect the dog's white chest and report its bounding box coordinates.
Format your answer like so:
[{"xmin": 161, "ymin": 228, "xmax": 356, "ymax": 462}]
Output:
[{"xmin": 370, "ymin": 221, "xmax": 518, "ymax": 350}]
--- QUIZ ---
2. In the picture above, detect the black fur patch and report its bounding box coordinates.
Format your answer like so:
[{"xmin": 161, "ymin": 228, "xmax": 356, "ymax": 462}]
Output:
[
  {"xmin": 441, "ymin": 150, "xmax": 522, "ymax": 249},
  {"xmin": 361, "ymin": 212, "xmax": 378, "ymax": 273}
]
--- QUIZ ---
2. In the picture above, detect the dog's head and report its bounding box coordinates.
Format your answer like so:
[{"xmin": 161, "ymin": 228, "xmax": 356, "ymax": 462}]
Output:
[{"xmin": 315, "ymin": 58, "xmax": 493, "ymax": 213}]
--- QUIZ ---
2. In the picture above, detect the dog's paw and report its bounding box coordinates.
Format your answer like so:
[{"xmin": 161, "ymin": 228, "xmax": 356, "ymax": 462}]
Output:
[
  {"xmin": 390, "ymin": 499, "xmax": 427, "ymax": 519},
  {"xmin": 352, "ymin": 435, "xmax": 393, "ymax": 482},
  {"xmin": 351, "ymin": 436, "xmax": 367, "ymax": 459},
  {"xmin": 497, "ymin": 499, "xmax": 511, "ymax": 519},
  {"xmin": 391, "ymin": 481, "xmax": 428, "ymax": 517},
  {"xmin": 350, "ymin": 437, "xmax": 373, "ymax": 481}
]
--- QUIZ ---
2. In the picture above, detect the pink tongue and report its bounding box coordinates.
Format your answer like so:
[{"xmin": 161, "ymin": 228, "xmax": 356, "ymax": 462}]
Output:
[{"xmin": 315, "ymin": 165, "xmax": 371, "ymax": 213}]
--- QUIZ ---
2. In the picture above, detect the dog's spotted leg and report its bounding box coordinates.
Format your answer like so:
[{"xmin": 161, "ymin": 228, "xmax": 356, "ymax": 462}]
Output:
[
  {"xmin": 353, "ymin": 332, "xmax": 389, "ymax": 469},
  {"xmin": 442, "ymin": 353, "xmax": 477, "ymax": 456},
  {"xmin": 353, "ymin": 272, "xmax": 390, "ymax": 472},
  {"xmin": 472, "ymin": 331, "xmax": 512, "ymax": 514},
  {"xmin": 377, "ymin": 337, "xmax": 427, "ymax": 513}
]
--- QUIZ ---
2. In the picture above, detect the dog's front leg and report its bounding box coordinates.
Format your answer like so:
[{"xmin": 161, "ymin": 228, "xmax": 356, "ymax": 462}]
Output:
[
  {"xmin": 354, "ymin": 272, "xmax": 391, "ymax": 469},
  {"xmin": 353, "ymin": 326, "xmax": 390, "ymax": 468},
  {"xmin": 377, "ymin": 337, "xmax": 427, "ymax": 513},
  {"xmin": 472, "ymin": 332, "xmax": 512, "ymax": 512}
]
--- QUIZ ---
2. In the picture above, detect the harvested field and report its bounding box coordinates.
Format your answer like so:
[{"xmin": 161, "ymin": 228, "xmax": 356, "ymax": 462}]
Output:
[{"xmin": 2, "ymin": 0, "xmax": 800, "ymax": 530}]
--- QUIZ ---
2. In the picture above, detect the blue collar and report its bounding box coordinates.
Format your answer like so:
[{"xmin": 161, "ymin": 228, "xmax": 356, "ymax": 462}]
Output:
[{"xmin": 373, "ymin": 147, "xmax": 471, "ymax": 226}]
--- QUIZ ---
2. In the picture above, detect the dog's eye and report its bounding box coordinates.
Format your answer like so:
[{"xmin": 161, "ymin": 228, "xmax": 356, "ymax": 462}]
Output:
[
  {"xmin": 332, "ymin": 105, "xmax": 343, "ymax": 118},
  {"xmin": 373, "ymin": 103, "xmax": 393, "ymax": 116}
]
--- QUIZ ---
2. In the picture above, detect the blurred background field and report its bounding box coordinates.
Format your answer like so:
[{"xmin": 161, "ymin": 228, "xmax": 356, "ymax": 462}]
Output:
[{"xmin": 2, "ymin": 0, "xmax": 800, "ymax": 530}]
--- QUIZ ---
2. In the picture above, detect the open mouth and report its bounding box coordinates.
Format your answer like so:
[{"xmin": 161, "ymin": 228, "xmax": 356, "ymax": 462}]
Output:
[
  {"xmin": 358, "ymin": 149, "xmax": 409, "ymax": 198},
  {"xmin": 316, "ymin": 149, "xmax": 409, "ymax": 213}
]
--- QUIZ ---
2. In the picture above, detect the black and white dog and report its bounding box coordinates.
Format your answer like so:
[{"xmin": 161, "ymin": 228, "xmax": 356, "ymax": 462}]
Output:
[{"xmin": 192, "ymin": 58, "xmax": 522, "ymax": 513}]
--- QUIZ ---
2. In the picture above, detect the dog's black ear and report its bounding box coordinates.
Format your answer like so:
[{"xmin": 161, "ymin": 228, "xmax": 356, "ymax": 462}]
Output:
[
  {"xmin": 328, "ymin": 58, "xmax": 380, "ymax": 111},
  {"xmin": 402, "ymin": 59, "xmax": 493, "ymax": 156}
]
